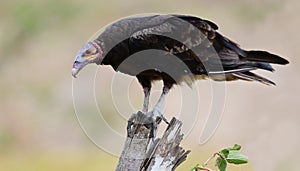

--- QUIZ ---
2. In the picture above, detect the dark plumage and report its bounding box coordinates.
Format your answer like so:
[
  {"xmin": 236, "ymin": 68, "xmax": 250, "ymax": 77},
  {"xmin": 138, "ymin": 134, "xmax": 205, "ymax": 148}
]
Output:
[{"xmin": 72, "ymin": 14, "xmax": 289, "ymax": 117}]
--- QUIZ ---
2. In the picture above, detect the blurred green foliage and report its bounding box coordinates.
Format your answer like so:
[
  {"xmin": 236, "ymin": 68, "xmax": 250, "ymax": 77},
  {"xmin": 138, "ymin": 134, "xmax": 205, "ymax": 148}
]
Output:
[
  {"xmin": 0, "ymin": 130, "xmax": 16, "ymax": 152},
  {"xmin": 0, "ymin": 0, "xmax": 81, "ymax": 59},
  {"xmin": 0, "ymin": 152, "xmax": 116, "ymax": 171},
  {"xmin": 9, "ymin": 0, "xmax": 80, "ymax": 35},
  {"xmin": 233, "ymin": 1, "xmax": 283, "ymax": 24}
]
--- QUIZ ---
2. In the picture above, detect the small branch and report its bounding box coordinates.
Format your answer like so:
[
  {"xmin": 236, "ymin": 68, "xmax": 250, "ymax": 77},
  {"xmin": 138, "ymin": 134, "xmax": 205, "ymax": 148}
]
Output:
[
  {"xmin": 197, "ymin": 166, "xmax": 215, "ymax": 171},
  {"xmin": 203, "ymin": 152, "xmax": 225, "ymax": 167}
]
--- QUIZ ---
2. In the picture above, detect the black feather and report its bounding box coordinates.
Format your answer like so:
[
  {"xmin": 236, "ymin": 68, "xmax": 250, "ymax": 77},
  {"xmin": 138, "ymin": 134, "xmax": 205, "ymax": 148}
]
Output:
[
  {"xmin": 233, "ymin": 71, "xmax": 276, "ymax": 86},
  {"xmin": 245, "ymin": 51, "xmax": 289, "ymax": 65},
  {"xmin": 92, "ymin": 14, "xmax": 289, "ymax": 87}
]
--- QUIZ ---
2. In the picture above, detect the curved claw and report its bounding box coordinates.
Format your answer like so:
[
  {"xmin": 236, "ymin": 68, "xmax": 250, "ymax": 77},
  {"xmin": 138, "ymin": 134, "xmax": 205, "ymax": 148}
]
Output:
[{"xmin": 149, "ymin": 109, "xmax": 169, "ymax": 124}]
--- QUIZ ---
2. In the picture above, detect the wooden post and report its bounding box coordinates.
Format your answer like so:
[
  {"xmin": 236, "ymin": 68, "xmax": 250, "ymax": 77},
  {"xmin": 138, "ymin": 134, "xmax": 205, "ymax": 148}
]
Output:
[{"xmin": 116, "ymin": 111, "xmax": 190, "ymax": 171}]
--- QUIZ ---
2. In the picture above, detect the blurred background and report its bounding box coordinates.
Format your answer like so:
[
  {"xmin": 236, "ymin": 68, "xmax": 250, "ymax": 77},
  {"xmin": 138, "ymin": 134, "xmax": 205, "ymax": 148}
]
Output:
[{"xmin": 0, "ymin": 0, "xmax": 299, "ymax": 170}]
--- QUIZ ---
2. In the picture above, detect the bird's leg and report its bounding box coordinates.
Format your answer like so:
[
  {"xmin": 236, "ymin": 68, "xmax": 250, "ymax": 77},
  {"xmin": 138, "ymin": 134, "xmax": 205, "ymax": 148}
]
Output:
[
  {"xmin": 142, "ymin": 87, "xmax": 150, "ymax": 113},
  {"xmin": 151, "ymin": 86, "xmax": 170, "ymax": 124},
  {"xmin": 148, "ymin": 86, "xmax": 168, "ymax": 138},
  {"xmin": 147, "ymin": 85, "xmax": 171, "ymax": 138},
  {"xmin": 154, "ymin": 86, "xmax": 169, "ymax": 112}
]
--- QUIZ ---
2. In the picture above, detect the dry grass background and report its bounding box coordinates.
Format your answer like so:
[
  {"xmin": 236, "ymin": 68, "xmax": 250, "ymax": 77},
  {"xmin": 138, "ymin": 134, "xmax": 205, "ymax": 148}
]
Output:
[{"xmin": 0, "ymin": 0, "xmax": 299, "ymax": 170}]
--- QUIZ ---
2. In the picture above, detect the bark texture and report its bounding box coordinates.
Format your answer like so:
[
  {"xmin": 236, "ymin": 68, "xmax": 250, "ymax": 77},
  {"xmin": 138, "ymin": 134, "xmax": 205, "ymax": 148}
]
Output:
[{"xmin": 116, "ymin": 111, "xmax": 190, "ymax": 171}]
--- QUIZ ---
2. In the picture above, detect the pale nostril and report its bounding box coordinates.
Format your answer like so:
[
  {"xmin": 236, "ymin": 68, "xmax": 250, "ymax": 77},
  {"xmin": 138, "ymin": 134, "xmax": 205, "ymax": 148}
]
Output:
[{"xmin": 73, "ymin": 61, "xmax": 80, "ymax": 68}]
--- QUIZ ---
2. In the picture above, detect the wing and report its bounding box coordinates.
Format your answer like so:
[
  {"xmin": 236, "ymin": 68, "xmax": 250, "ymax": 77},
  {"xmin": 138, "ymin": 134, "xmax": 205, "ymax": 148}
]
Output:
[
  {"xmin": 129, "ymin": 15, "xmax": 217, "ymax": 50},
  {"xmin": 128, "ymin": 15, "xmax": 283, "ymax": 81},
  {"xmin": 128, "ymin": 15, "xmax": 220, "ymax": 74}
]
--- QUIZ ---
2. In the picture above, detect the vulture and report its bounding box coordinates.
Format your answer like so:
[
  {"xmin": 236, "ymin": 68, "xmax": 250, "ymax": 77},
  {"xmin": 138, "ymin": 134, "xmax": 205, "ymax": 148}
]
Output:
[{"xmin": 72, "ymin": 14, "xmax": 289, "ymax": 119}]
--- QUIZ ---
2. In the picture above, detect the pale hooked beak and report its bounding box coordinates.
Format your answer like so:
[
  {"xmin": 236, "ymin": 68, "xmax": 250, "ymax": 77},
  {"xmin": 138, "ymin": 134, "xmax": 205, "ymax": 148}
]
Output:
[
  {"xmin": 72, "ymin": 68, "xmax": 79, "ymax": 78},
  {"xmin": 72, "ymin": 41, "xmax": 102, "ymax": 78},
  {"xmin": 72, "ymin": 60, "xmax": 87, "ymax": 78}
]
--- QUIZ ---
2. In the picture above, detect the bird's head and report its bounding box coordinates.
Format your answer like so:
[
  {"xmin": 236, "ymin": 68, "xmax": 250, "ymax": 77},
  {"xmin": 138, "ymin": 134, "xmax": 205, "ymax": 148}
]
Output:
[{"xmin": 72, "ymin": 41, "xmax": 103, "ymax": 78}]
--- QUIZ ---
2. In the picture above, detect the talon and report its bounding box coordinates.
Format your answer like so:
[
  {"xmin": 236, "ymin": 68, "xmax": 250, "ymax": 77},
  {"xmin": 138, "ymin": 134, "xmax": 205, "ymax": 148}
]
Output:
[
  {"xmin": 150, "ymin": 109, "xmax": 169, "ymax": 124},
  {"xmin": 127, "ymin": 120, "xmax": 134, "ymax": 138}
]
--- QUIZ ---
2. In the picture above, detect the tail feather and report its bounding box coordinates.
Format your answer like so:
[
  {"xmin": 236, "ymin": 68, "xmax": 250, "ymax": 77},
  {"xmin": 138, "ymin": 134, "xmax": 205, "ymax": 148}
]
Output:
[
  {"xmin": 217, "ymin": 32, "xmax": 289, "ymax": 65},
  {"xmin": 245, "ymin": 51, "xmax": 289, "ymax": 65},
  {"xmin": 255, "ymin": 62, "xmax": 274, "ymax": 72},
  {"xmin": 242, "ymin": 62, "xmax": 274, "ymax": 72},
  {"xmin": 233, "ymin": 71, "xmax": 275, "ymax": 85}
]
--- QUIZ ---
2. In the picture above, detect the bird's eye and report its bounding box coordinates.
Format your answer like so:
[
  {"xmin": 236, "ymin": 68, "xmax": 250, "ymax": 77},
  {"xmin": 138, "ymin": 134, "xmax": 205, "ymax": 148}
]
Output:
[{"xmin": 85, "ymin": 50, "xmax": 92, "ymax": 55}]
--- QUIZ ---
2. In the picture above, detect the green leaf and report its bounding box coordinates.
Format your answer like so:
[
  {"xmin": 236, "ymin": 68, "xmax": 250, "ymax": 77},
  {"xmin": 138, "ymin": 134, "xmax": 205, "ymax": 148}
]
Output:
[
  {"xmin": 220, "ymin": 149, "xmax": 229, "ymax": 158},
  {"xmin": 216, "ymin": 157, "xmax": 227, "ymax": 171},
  {"xmin": 231, "ymin": 144, "xmax": 241, "ymax": 151},
  {"xmin": 190, "ymin": 164, "xmax": 199, "ymax": 171},
  {"xmin": 226, "ymin": 151, "xmax": 248, "ymax": 164}
]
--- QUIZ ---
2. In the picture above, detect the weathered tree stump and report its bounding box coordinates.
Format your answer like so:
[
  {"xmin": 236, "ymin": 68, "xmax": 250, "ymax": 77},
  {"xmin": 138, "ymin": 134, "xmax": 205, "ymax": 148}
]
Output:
[{"xmin": 116, "ymin": 111, "xmax": 190, "ymax": 171}]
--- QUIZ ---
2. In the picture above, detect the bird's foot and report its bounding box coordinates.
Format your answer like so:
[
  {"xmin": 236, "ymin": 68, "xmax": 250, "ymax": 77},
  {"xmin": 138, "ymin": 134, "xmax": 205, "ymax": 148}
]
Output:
[
  {"xmin": 127, "ymin": 109, "xmax": 169, "ymax": 138},
  {"xmin": 127, "ymin": 111, "xmax": 157, "ymax": 138},
  {"xmin": 146, "ymin": 108, "xmax": 169, "ymax": 138},
  {"xmin": 149, "ymin": 108, "xmax": 169, "ymax": 125}
]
